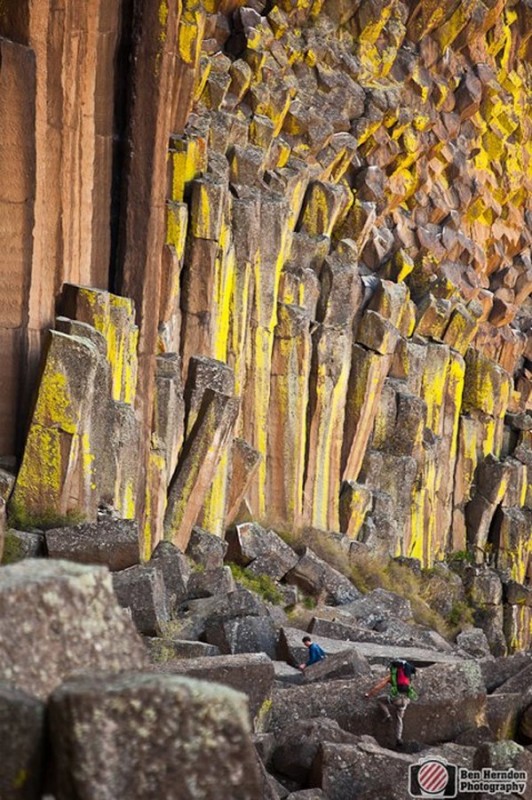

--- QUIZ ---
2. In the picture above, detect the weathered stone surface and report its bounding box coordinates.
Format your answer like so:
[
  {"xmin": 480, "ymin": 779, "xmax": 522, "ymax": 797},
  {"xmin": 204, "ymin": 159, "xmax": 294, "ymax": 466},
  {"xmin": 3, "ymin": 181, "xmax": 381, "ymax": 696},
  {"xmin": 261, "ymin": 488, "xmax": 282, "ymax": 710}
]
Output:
[
  {"xmin": 0, "ymin": 682, "xmax": 45, "ymax": 800},
  {"xmin": 45, "ymin": 519, "xmax": 140, "ymax": 571},
  {"xmin": 49, "ymin": 673, "xmax": 263, "ymax": 800},
  {"xmin": 149, "ymin": 540, "xmax": 190, "ymax": 613},
  {"xmin": 456, "ymin": 628, "xmax": 491, "ymax": 659},
  {"xmin": 112, "ymin": 564, "xmax": 169, "ymax": 636},
  {"xmin": 1, "ymin": 529, "xmax": 45, "ymax": 564},
  {"xmin": 310, "ymin": 739, "xmax": 416, "ymax": 800},
  {"xmin": 148, "ymin": 652, "xmax": 274, "ymax": 726},
  {"xmin": 0, "ymin": 560, "xmax": 146, "ymax": 698},
  {"xmin": 285, "ymin": 548, "xmax": 360, "ymax": 605}
]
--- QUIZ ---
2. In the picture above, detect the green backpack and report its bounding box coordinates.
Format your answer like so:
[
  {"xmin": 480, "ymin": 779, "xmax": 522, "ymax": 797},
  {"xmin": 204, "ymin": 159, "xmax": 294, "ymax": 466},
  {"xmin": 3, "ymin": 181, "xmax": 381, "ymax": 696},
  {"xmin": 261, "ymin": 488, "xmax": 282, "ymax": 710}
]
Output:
[{"xmin": 390, "ymin": 659, "xmax": 418, "ymax": 700}]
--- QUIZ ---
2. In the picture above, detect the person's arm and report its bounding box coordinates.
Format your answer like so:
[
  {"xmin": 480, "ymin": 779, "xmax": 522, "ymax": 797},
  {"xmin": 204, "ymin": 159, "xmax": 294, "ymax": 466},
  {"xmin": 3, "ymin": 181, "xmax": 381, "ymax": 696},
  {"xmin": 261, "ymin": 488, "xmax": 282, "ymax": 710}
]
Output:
[{"xmin": 364, "ymin": 674, "xmax": 390, "ymax": 698}]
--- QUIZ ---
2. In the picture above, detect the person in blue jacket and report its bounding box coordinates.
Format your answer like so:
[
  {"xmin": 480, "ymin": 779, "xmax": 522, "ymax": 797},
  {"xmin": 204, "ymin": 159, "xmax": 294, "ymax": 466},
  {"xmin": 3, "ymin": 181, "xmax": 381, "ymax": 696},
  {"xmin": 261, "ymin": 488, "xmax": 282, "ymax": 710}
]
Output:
[{"xmin": 299, "ymin": 636, "xmax": 326, "ymax": 671}]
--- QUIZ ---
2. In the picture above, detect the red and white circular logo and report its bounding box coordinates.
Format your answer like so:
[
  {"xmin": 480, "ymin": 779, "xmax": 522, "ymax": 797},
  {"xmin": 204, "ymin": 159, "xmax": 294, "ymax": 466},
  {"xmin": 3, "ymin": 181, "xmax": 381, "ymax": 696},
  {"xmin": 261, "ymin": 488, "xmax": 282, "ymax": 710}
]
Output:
[{"xmin": 417, "ymin": 759, "xmax": 450, "ymax": 794}]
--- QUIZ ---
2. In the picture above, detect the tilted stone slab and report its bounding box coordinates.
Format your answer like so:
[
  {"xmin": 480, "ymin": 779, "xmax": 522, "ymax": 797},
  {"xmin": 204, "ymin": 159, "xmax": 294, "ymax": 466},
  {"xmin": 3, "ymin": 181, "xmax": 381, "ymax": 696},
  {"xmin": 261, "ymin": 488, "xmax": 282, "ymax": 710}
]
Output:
[
  {"xmin": 10, "ymin": 331, "xmax": 99, "ymax": 528},
  {"xmin": 302, "ymin": 649, "xmax": 371, "ymax": 684},
  {"xmin": 278, "ymin": 627, "xmax": 464, "ymax": 671},
  {"xmin": 148, "ymin": 652, "xmax": 274, "ymax": 726},
  {"xmin": 48, "ymin": 672, "xmax": 263, "ymax": 800},
  {"xmin": 186, "ymin": 566, "xmax": 235, "ymax": 599},
  {"xmin": 45, "ymin": 519, "xmax": 140, "ymax": 571},
  {"xmin": 0, "ymin": 560, "xmax": 146, "ymax": 698},
  {"xmin": 164, "ymin": 388, "xmax": 239, "ymax": 551},
  {"xmin": 0, "ymin": 682, "xmax": 45, "ymax": 800},
  {"xmin": 226, "ymin": 438, "xmax": 262, "ymax": 525}
]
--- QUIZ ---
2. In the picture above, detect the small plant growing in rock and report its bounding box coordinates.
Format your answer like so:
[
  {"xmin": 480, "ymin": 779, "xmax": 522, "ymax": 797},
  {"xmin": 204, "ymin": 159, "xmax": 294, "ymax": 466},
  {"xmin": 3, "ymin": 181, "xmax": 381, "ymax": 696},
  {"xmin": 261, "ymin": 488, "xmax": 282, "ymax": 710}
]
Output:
[{"xmin": 228, "ymin": 563, "xmax": 284, "ymax": 605}]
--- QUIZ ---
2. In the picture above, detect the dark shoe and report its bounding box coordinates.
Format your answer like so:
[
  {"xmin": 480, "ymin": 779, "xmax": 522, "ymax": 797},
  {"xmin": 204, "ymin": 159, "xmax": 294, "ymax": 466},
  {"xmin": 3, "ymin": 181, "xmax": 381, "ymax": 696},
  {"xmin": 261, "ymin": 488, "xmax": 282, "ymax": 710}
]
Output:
[{"xmin": 396, "ymin": 739, "xmax": 403, "ymax": 749}]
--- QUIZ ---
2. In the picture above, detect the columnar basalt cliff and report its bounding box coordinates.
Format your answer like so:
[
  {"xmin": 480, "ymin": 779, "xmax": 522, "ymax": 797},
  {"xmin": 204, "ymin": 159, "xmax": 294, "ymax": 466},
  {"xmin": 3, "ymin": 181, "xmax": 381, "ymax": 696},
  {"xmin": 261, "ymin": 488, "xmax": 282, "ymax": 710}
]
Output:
[{"xmin": 1, "ymin": 1, "xmax": 532, "ymax": 627}]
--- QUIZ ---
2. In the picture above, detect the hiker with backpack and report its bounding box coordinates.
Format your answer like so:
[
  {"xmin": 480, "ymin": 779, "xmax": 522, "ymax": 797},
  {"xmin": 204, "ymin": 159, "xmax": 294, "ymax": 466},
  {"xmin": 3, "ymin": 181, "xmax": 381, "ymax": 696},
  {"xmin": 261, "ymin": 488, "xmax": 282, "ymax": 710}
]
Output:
[{"xmin": 364, "ymin": 659, "xmax": 418, "ymax": 748}]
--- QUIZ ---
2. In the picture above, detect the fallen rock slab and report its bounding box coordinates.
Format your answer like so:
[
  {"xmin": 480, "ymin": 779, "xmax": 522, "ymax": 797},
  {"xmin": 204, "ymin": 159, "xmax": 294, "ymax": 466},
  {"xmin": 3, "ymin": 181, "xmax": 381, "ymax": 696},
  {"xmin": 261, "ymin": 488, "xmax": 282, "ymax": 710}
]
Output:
[
  {"xmin": 45, "ymin": 519, "xmax": 140, "ymax": 571},
  {"xmin": 0, "ymin": 682, "xmax": 45, "ymax": 800},
  {"xmin": 278, "ymin": 627, "xmax": 463, "ymax": 669},
  {"xmin": 148, "ymin": 652, "xmax": 274, "ymax": 726},
  {"xmin": 48, "ymin": 672, "xmax": 264, "ymax": 800},
  {"xmin": 302, "ymin": 649, "xmax": 371, "ymax": 684},
  {"xmin": 0, "ymin": 560, "xmax": 146, "ymax": 698}
]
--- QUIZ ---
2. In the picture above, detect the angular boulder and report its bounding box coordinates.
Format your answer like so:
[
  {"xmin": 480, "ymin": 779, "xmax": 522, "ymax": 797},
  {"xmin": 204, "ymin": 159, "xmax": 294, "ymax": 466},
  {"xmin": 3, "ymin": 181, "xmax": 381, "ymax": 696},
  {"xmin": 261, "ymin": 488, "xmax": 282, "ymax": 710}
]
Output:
[
  {"xmin": 310, "ymin": 739, "xmax": 416, "ymax": 800},
  {"xmin": 204, "ymin": 614, "xmax": 278, "ymax": 660},
  {"xmin": 303, "ymin": 649, "xmax": 371, "ymax": 684},
  {"xmin": 285, "ymin": 547, "xmax": 360, "ymax": 605},
  {"xmin": 187, "ymin": 526, "xmax": 228, "ymax": 570},
  {"xmin": 0, "ymin": 560, "xmax": 146, "ymax": 698},
  {"xmin": 149, "ymin": 540, "xmax": 190, "ymax": 613},
  {"xmin": 272, "ymin": 718, "xmax": 359, "ymax": 783},
  {"xmin": 225, "ymin": 523, "xmax": 299, "ymax": 580},
  {"xmin": 48, "ymin": 672, "xmax": 264, "ymax": 800},
  {"xmin": 149, "ymin": 652, "xmax": 274, "ymax": 726},
  {"xmin": 45, "ymin": 519, "xmax": 140, "ymax": 571},
  {"xmin": 112, "ymin": 564, "xmax": 169, "ymax": 636}
]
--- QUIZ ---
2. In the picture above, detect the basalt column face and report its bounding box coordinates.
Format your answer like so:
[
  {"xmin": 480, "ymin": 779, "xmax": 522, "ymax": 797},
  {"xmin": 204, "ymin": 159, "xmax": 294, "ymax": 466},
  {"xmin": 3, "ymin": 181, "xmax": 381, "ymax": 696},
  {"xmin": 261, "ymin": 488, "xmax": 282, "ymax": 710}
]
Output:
[
  {"xmin": 0, "ymin": 0, "xmax": 120, "ymax": 452},
  {"xmin": 2, "ymin": 0, "xmax": 532, "ymax": 575}
]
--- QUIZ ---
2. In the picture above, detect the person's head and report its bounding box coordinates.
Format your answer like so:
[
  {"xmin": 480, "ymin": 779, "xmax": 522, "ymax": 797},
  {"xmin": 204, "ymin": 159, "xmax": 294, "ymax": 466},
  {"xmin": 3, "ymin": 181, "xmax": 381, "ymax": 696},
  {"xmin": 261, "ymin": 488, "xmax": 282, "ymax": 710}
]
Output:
[{"xmin": 302, "ymin": 636, "xmax": 312, "ymax": 648}]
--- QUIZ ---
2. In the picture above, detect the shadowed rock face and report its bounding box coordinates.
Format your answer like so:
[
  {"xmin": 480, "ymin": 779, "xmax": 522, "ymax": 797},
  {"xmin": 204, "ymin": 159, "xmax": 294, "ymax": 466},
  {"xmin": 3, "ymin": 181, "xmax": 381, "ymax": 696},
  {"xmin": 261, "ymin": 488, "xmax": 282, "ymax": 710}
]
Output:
[{"xmin": 1, "ymin": 3, "xmax": 532, "ymax": 623}]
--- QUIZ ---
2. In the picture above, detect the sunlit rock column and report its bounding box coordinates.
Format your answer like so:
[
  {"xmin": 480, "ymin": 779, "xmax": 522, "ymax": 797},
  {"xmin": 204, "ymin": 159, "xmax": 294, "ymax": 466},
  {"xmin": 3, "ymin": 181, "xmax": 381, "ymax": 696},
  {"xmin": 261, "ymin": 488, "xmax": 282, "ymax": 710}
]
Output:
[
  {"xmin": 267, "ymin": 303, "xmax": 312, "ymax": 528},
  {"xmin": 10, "ymin": 331, "xmax": 99, "ymax": 527}
]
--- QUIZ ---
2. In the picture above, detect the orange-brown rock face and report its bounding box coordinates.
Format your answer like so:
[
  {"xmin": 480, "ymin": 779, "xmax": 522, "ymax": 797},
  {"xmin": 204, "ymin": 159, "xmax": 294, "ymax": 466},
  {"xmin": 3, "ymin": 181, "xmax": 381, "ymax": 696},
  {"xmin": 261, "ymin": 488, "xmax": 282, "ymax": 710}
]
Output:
[{"xmin": 2, "ymin": 0, "xmax": 532, "ymax": 586}]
